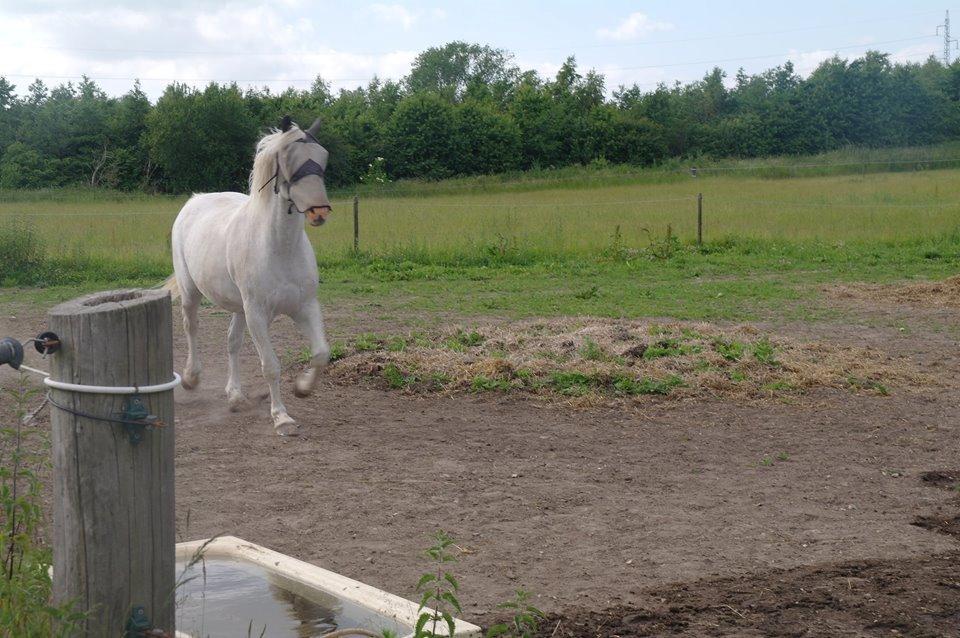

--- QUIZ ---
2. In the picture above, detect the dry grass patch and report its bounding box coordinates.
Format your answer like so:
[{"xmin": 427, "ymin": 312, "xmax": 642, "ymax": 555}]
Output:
[
  {"xmin": 831, "ymin": 275, "xmax": 960, "ymax": 309},
  {"xmin": 327, "ymin": 319, "xmax": 929, "ymax": 404}
]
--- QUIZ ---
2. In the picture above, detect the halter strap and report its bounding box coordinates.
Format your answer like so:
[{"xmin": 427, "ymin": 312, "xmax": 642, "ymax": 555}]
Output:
[{"xmin": 258, "ymin": 132, "xmax": 327, "ymax": 213}]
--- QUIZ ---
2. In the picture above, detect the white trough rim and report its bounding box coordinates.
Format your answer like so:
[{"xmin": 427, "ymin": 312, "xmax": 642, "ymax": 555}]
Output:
[{"xmin": 176, "ymin": 535, "xmax": 482, "ymax": 638}]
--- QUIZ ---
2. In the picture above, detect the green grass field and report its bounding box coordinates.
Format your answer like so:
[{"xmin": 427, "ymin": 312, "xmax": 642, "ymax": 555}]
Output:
[
  {"xmin": 3, "ymin": 144, "xmax": 960, "ymax": 264},
  {"xmin": 2, "ymin": 145, "xmax": 959, "ymax": 324}
]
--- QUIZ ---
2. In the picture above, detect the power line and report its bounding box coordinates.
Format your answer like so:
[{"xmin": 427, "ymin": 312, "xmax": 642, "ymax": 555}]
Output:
[
  {"xmin": 6, "ymin": 9, "xmax": 948, "ymax": 58},
  {"xmin": 521, "ymin": 9, "xmax": 948, "ymax": 53},
  {"xmin": 0, "ymin": 34, "xmax": 937, "ymax": 87},
  {"xmin": 609, "ymin": 35, "xmax": 935, "ymax": 72}
]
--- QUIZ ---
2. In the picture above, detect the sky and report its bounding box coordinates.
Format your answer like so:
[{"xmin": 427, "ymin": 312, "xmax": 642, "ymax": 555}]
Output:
[{"xmin": 0, "ymin": 1, "xmax": 955, "ymax": 100}]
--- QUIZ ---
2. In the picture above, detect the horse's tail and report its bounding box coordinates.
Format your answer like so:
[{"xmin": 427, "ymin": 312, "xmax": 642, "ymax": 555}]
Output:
[{"xmin": 160, "ymin": 274, "xmax": 181, "ymax": 300}]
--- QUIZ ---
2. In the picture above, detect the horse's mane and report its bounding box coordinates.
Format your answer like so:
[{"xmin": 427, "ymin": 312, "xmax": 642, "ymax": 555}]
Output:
[{"xmin": 248, "ymin": 126, "xmax": 302, "ymax": 202}]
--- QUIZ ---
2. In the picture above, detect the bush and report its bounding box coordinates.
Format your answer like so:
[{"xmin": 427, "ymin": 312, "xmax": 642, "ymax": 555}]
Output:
[{"xmin": 0, "ymin": 221, "xmax": 46, "ymax": 284}]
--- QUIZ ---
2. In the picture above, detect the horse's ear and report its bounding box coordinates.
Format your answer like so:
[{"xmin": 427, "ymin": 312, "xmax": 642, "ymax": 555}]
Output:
[
  {"xmin": 306, "ymin": 117, "xmax": 322, "ymax": 138},
  {"xmin": 280, "ymin": 115, "xmax": 292, "ymax": 132}
]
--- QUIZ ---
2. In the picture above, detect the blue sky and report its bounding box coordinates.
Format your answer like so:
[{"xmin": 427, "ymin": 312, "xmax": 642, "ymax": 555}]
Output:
[{"xmin": 0, "ymin": 1, "xmax": 953, "ymax": 99}]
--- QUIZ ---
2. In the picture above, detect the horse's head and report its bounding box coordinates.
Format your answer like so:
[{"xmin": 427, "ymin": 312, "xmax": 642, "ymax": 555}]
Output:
[{"xmin": 271, "ymin": 115, "xmax": 332, "ymax": 226}]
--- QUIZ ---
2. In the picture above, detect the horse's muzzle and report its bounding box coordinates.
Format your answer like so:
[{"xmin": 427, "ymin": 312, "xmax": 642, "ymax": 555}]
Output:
[{"xmin": 306, "ymin": 206, "xmax": 331, "ymax": 227}]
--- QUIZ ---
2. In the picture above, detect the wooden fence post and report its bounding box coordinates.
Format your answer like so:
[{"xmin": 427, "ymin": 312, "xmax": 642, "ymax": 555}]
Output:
[
  {"xmin": 353, "ymin": 195, "xmax": 359, "ymax": 253},
  {"xmin": 48, "ymin": 289, "xmax": 175, "ymax": 636},
  {"xmin": 697, "ymin": 193, "xmax": 703, "ymax": 246}
]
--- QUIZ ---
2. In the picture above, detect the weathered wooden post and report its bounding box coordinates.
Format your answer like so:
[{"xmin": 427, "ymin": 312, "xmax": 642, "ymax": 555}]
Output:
[
  {"xmin": 353, "ymin": 194, "xmax": 360, "ymax": 253},
  {"xmin": 48, "ymin": 289, "xmax": 176, "ymax": 636},
  {"xmin": 697, "ymin": 193, "xmax": 703, "ymax": 246}
]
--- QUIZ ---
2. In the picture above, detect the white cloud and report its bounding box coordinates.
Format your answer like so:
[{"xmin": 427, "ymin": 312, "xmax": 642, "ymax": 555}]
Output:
[
  {"xmin": 596, "ymin": 12, "xmax": 672, "ymax": 42},
  {"xmin": 0, "ymin": 2, "xmax": 420, "ymax": 99},
  {"xmin": 368, "ymin": 3, "xmax": 417, "ymax": 30},
  {"xmin": 789, "ymin": 49, "xmax": 835, "ymax": 76},
  {"xmin": 890, "ymin": 42, "xmax": 941, "ymax": 64}
]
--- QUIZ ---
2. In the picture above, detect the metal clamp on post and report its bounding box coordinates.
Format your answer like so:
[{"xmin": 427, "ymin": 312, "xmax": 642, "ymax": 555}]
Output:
[
  {"xmin": 45, "ymin": 391, "xmax": 169, "ymax": 446},
  {"xmin": 125, "ymin": 605, "xmax": 172, "ymax": 638},
  {"xmin": 1, "ymin": 330, "xmax": 179, "ymax": 445}
]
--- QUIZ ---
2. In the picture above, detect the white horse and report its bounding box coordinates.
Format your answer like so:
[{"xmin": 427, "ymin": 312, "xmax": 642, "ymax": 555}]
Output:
[{"xmin": 163, "ymin": 116, "xmax": 332, "ymax": 436}]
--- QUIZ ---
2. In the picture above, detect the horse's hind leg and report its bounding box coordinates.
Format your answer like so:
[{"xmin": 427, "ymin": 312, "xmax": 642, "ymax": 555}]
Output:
[
  {"xmin": 292, "ymin": 298, "xmax": 331, "ymax": 398},
  {"xmin": 244, "ymin": 306, "xmax": 297, "ymax": 436},
  {"xmin": 225, "ymin": 312, "xmax": 249, "ymax": 411},
  {"xmin": 179, "ymin": 283, "xmax": 202, "ymax": 390}
]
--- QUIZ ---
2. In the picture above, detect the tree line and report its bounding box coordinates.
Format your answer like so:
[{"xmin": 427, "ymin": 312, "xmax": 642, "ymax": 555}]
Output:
[{"xmin": 0, "ymin": 42, "xmax": 958, "ymax": 193}]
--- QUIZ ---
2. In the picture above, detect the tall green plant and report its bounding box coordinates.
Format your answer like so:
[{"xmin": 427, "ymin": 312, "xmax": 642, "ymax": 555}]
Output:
[
  {"xmin": 486, "ymin": 589, "xmax": 544, "ymax": 638},
  {"xmin": 414, "ymin": 531, "xmax": 463, "ymax": 638},
  {"xmin": 0, "ymin": 374, "xmax": 83, "ymax": 635}
]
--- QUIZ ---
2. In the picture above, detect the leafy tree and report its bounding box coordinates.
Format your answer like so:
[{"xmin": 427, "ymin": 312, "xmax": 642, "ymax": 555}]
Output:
[
  {"xmin": 407, "ymin": 42, "xmax": 518, "ymax": 103},
  {"xmin": 450, "ymin": 100, "xmax": 521, "ymax": 174},
  {"xmin": 386, "ymin": 92, "xmax": 458, "ymax": 178},
  {"xmin": 146, "ymin": 82, "xmax": 257, "ymax": 192}
]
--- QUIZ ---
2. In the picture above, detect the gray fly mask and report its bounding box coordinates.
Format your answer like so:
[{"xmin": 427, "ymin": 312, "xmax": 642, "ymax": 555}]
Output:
[{"xmin": 261, "ymin": 115, "xmax": 332, "ymax": 226}]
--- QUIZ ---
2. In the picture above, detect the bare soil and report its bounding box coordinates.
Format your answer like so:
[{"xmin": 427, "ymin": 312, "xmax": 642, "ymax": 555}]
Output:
[
  {"xmin": 829, "ymin": 275, "xmax": 960, "ymax": 310},
  {"xmin": 1, "ymin": 290, "xmax": 959, "ymax": 636}
]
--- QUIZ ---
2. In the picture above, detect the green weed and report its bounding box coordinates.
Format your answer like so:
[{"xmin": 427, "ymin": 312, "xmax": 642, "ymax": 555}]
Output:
[
  {"xmin": 470, "ymin": 376, "xmax": 512, "ymax": 392},
  {"xmin": 383, "ymin": 363, "xmax": 417, "ymax": 389},
  {"xmin": 487, "ymin": 589, "xmax": 544, "ymax": 638},
  {"xmin": 751, "ymin": 338, "xmax": 778, "ymax": 365},
  {"xmin": 713, "ymin": 339, "xmax": 746, "ymax": 361},
  {"xmin": 329, "ymin": 342, "xmax": 348, "ymax": 362},
  {"xmin": 612, "ymin": 374, "xmax": 685, "ymax": 396},
  {"xmin": 1, "ymin": 374, "xmax": 84, "ymax": 636},
  {"xmin": 643, "ymin": 338, "xmax": 701, "ymax": 359},
  {"xmin": 846, "ymin": 376, "xmax": 890, "ymax": 395},
  {"xmin": 355, "ymin": 333, "xmax": 383, "ymax": 352},
  {"xmin": 414, "ymin": 531, "xmax": 462, "ymax": 638},
  {"xmin": 578, "ymin": 337, "xmax": 605, "ymax": 361},
  {"xmin": 549, "ymin": 371, "xmax": 594, "ymax": 396}
]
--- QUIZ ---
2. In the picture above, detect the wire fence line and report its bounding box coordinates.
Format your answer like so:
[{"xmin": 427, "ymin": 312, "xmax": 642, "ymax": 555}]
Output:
[
  {"xmin": 3, "ymin": 158, "xmax": 959, "ymax": 257},
  {"xmin": 684, "ymin": 156, "xmax": 960, "ymax": 173},
  {"xmin": 2, "ymin": 194, "xmax": 958, "ymax": 218}
]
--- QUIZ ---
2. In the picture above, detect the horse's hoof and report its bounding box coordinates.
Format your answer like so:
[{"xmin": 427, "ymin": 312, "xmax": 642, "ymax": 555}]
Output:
[
  {"xmin": 274, "ymin": 420, "xmax": 300, "ymax": 437},
  {"xmin": 181, "ymin": 372, "xmax": 200, "ymax": 390},
  {"xmin": 228, "ymin": 393, "xmax": 250, "ymax": 412},
  {"xmin": 294, "ymin": 376, "xmax": 313, "ymax": 398}
]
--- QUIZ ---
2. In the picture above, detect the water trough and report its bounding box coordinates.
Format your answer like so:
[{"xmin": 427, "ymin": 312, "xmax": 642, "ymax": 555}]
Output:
[{"xmin": 175, "ymin": 536, "xmax": 482, "ymax": 638}]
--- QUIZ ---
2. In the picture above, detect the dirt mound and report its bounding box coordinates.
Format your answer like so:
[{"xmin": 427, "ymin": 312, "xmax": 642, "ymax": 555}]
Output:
[
  {"xmin": 327, "ymin": 318, "xmax": 930, "ymax": 405},
  {"xmin": 920, "ymin": 470, "xmax": 960, "ymax": 490},
  {"xmin": 831, "ymin": 275, "xmax": 960, "ymax": 309},
  {"xmin": 913, "ymin": 514, "xmax": 960, "ymax": 539},
  {"xmin": 526, "ymin": 552, "xmax": 960, "ymax": 637}
]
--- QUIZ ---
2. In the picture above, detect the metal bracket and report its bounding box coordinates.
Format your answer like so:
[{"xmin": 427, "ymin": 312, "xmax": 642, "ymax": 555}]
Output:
[
  {"xmin": 125, "ymin": 605, "xmax": 172, "ymax": 638},
  {"xmin": 121, "ymin": 395, "xmax": 162, "ymax": 445},
  {"xmin": 0, "ymin": 331, "xmax": 60, "ymax": 370},
  {"xmin": 125, "ymin": 605, "xmax": 150, "ymax": 638}
]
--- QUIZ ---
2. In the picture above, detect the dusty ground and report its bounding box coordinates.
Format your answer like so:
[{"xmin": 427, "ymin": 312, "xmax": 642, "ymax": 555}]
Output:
[{"xmin": 1, "ymin": 286, "xmax": 959, "ymax": 636}]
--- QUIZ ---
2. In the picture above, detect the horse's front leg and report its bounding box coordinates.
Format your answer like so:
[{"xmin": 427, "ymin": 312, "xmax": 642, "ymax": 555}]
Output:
[
  {"xmin": 292, "ymin": 298, "xmax": 331, "ymax": 398},
  {"xmin": 225, "ymin": 312, "xmax": 249, "ymax": 411},
  {"xmin": 244, "ymin": 305, "xmax": 297, "ymax": 436}
]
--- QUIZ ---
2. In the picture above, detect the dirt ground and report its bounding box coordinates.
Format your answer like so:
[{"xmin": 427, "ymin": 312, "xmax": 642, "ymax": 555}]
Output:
[{"xmin": 1, "ymin": 287, "xmax": 959, "ymax": 637}]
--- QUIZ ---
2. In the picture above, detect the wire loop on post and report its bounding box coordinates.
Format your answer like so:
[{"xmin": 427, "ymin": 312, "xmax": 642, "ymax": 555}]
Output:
[{"xmin": 43, "ymin": 373, "xmax": 182, "ymax": 395}]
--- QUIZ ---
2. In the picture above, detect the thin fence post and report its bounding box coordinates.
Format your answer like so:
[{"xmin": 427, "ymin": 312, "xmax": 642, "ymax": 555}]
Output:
[
  {"xmin": 353, "ymin": 195, "xmax": 359, "ymax": 253},
  {"xmin": 49, "ymin": 289, "xmax": 175, "ymax": 636},
  {"xmin": 697, "ymin": 193, "xmax": 703, "ymax": 246}
]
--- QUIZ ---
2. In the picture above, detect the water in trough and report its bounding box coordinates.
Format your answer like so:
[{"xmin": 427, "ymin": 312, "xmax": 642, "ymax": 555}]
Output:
[{"xmin": 175, "ymin": 558, "xmax": 413, "ymax": 637}]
